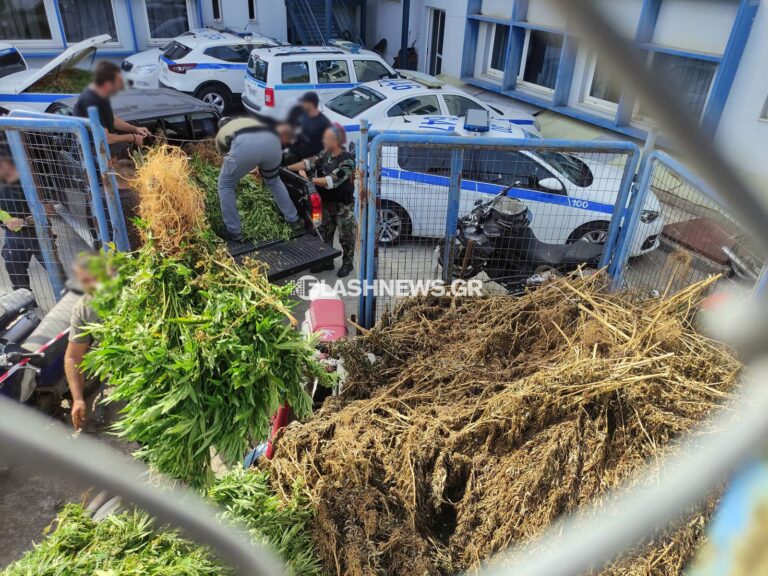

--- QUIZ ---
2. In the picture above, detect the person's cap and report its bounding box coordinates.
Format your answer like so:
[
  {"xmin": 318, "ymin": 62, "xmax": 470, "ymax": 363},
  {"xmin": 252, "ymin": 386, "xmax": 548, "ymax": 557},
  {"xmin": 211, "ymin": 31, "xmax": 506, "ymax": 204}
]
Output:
[{"xmin": 299, "ymin": 91, "xmax": 320, "ymax": 107}]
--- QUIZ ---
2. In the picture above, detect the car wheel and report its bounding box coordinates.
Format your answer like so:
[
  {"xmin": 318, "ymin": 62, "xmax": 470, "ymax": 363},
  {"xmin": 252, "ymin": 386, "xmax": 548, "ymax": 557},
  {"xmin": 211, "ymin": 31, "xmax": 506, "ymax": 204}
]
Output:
[
  {"xmin": 196, "ymin": 84, "xmax": 231, "ymax": 114},
  {"xmin": 378, "ymin": 202, "xmax": 411, "ymax": 245},
  {"xmin": 567, "ymin": 221, "xmax": 610, "ymax": 245}
]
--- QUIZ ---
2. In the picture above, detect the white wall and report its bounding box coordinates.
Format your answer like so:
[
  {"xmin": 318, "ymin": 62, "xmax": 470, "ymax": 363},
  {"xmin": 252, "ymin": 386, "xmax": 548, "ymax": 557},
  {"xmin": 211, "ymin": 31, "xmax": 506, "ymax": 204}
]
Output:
[
  {"xmin": 653, "ymin": 0, "xmax": 738, "ymax": 55},
  {"xmin": 199, "ymin": 0, "xmax": 288, "ymax": 42},
  {"xmin": 715, "ymin": 1, "xmax": 768, "ymax": 189}
]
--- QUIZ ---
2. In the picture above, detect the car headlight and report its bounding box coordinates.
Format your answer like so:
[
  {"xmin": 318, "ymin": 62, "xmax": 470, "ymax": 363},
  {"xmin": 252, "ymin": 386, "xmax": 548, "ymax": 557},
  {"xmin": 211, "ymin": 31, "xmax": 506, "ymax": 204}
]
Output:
[
  {"xmin": 134, "ymin": 64, "xmax": 158, "ymax": 74},
  {"xmin": 640, "ymin": 210, "xmax": 660, "ymax": 223}
]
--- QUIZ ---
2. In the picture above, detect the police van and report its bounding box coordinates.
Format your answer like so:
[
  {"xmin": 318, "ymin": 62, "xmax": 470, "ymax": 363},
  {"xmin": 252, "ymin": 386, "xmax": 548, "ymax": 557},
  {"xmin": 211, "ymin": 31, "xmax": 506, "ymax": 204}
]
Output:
[
  {"xmin": 371, "ymin": 115, "xmax": 663, "ymax": 257},
  {"xmin": 242, "ymin": 45, "xmax": 397, "ymax": 121},
  {"xmin": 323, "ymin": 73, "xmax": 539, "ymax": 144},
  {"xmin": 0, "ymin": 35, "xmax": 111, "ymax": 112},
  {"xmin": 158, "ymin": 29, "xmax": 279, "ymax": 114}
]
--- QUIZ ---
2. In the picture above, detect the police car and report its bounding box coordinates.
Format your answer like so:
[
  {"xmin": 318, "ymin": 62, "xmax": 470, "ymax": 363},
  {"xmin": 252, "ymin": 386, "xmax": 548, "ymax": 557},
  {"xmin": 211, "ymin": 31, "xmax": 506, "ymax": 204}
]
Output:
[
  {"xmin": 0, "ymin": 35, "xmax": 111, "ymax": 112},
  {"xmin": 322, "ymin": 74, "xmax": 538, "ymax": 143},
  {"xmin": 371, "ymin": 115, "xmax": 663, "ymax": 257},
  {"xmin": 158, "ymin": 29, "xmax": 280, "ymax": 114},
  {"xmin": 242, "ymin": 45, "xmax": 397, "ymax": 121}
]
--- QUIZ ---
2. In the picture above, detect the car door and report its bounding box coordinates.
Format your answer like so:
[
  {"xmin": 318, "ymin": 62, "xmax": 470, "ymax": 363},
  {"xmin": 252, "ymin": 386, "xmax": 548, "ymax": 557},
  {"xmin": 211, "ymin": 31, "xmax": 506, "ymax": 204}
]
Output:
[
  {"xmin": 386, "ymin": 94, "xmax": 441, "ymax": 118},
  {"xmin": 352, "ymin": 59, "xmax": 395, "ymax": 83},
  {"xmin": 314, "ymin": 58, "xmax": 354, "ymax": 102},
  {"xmin": 202, "ymin": 44, "xmax": 252, "ymax": 94}
]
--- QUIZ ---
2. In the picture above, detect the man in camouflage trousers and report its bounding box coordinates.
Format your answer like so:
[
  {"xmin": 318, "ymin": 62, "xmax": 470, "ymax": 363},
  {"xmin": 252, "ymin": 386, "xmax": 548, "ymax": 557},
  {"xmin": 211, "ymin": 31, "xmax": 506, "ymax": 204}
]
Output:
[{"xmin": 288, "ymin": 125, "xmax": 356, "ymax": 278}]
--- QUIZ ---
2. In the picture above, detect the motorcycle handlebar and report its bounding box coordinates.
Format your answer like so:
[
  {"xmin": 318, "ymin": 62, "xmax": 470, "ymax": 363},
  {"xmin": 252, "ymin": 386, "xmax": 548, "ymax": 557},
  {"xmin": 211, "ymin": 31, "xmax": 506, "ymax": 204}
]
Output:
[{"xmin": 6, "ymin": 351, "xmax": 45, "ymax": 362}]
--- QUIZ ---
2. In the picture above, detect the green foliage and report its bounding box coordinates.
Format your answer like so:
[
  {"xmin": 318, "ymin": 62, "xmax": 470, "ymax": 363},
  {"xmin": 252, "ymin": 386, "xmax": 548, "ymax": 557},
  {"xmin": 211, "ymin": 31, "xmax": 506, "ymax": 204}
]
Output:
[
  {"xmin": 191, "ymin": 155, "xmax": 294, "ymax": 242},
  {"xmin": 28, "ymin": 69, "xmax": 92, "ymax": 93},
  {"xmin": 3, "ymin": 470, "xmax": 322, "ymax": 576},
  {"xmin": 81, "ymin": 242, "xmax": 334, "ymax": 489}
]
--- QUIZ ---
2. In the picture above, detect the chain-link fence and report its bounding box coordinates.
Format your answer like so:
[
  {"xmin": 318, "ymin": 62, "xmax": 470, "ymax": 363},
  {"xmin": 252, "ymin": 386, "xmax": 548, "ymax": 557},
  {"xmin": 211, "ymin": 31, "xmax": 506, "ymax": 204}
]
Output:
[
  {"xmin": 357, "ymin": 131, "xmax": 641, "ymax": 326},
  {"xmin": 612, "ymin": 150, "xmax": 763, "ymax": 299},
  {"xmin": 0, "ymin": 112, "xmax": 129, "ymax": 312}
]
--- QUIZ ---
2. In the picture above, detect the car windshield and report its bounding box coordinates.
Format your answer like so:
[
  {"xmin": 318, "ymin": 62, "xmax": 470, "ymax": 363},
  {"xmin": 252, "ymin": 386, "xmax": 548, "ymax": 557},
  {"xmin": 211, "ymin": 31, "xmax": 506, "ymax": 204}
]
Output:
[
  {"xmin": 532, "ymin": 151, "xmax": 594, "ymax": 188},
  {"xmin": 0, "ymin": 49, "xmax": 26, "ymax": 79},
  {"xmin": 326, "ymin": 86, "xmax": 385, "ymax": 118},
  {"xmin": 163, "ymin": 41, "xmax": 192, "ymax": 61}
]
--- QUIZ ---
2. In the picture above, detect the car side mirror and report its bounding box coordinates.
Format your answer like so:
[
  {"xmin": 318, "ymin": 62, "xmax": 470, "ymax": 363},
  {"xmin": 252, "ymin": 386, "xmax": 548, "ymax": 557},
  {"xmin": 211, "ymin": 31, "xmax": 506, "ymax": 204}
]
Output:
[{"xmin": 538, "ymin": 177, "xmax": 564, "ymax": 192}]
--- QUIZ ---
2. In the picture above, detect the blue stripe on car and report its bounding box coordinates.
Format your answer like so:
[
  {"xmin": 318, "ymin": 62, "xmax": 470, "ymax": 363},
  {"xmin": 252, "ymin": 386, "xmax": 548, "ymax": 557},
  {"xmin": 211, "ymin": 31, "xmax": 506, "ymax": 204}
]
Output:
[
  {"xmin": 160, "ymin": 56, "xmax": 246, "ymax": 70},
  {"xmin": 0, "ymin": 93, "xmax": 70, "ymax": 103},
  {"xmin": 379, "ymin": 168, "xmax": 615, "ymax": 215}
]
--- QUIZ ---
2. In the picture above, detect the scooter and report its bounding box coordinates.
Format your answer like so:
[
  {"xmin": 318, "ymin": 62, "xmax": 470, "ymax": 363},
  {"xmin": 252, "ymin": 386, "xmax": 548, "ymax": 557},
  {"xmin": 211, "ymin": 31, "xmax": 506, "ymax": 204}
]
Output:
[{"xmin": 439, "ymin": 185, "xmax": 604, "ymax": 292}]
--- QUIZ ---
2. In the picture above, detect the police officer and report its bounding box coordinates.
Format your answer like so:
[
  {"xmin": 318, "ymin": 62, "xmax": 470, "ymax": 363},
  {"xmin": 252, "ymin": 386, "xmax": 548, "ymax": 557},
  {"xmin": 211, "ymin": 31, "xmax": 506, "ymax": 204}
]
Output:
[
  {"xmin": 216, "ymin": 117, "xmax": 304, "ymax": 242},
  {"xmin": 288, "ymin": 125, "xmax": 356, "ymax": 278}
]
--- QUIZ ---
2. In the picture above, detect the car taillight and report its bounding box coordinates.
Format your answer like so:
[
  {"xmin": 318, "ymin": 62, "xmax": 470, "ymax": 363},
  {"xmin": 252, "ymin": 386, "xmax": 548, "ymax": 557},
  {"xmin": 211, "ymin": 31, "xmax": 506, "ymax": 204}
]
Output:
[
  {"xmin": 310, "ymin": 192, "xmax": 323, "ymax": 226},
  {"xmin": 265, "ymin": 87, "xmax": 275, "ymax": 107},
  {"xmin": 168, "ymin": 63, "xmax": 197, "ymax": 74}
]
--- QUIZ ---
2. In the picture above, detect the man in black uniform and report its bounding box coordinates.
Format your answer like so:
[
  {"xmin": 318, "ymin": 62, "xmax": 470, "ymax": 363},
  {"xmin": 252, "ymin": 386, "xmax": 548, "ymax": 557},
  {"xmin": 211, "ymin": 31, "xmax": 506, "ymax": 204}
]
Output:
[
  {"xmin": 293, "ymin": 92, "xmax": 331, "ymax": 159},
  {"xmin": 0, "ymin": 150, "xmax": 62, "ymax": 291},
  {"xmin": 73, "ymin": 61, "xmax": 150, "ymax": 147},
  {"xmin": 288, "ymin": 125, "xmax": 356, "ymax": 277}
]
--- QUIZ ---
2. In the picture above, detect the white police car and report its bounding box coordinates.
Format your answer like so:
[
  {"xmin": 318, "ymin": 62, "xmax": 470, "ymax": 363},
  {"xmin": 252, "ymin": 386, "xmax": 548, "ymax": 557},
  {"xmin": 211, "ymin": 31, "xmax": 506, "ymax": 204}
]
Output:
[
  {"xmin": 158, "ymin": 29, "xmax": 279, "ymax": 114},
  {"xmin": 0, "ymin": 35, "xmax": 110, "ymax": 112},
  {"xmin": 323, "ymin": 74, "xmax": 538, "ymax": 143},
  {"xmin": 242, "ymin": 45, "xmax": 397, "ymax": 121},
  {"xmin": 371, "ymin": 115, "xmax": 663, "ymax": 257}
]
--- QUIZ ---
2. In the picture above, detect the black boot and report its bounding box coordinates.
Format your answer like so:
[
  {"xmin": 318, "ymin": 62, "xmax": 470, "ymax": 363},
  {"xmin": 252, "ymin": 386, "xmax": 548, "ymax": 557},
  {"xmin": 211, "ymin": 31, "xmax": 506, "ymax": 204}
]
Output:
[
  {"xmin": 337, "ymin": 261, "xmax": 354, "ymax": 278},
  {"xmin": 220, "ymin": 229, "xmax": 244, "ymax": 243}
]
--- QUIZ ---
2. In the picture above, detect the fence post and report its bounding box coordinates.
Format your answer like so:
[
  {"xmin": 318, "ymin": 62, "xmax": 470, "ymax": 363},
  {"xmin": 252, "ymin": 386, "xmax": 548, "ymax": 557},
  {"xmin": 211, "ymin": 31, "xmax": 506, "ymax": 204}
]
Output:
[
  {"xmin": 5, "ymin": 130, "xmax": 66, "ymax": 299},
  {"xmin": 441, "ymin": 149, "xmax": 464, "ymax": 283},
  {"xmin": 364, "ymin": 136, "xmax": 384, "ymax": 328},
  {"xmin": 600, "ymin": 148, "xmax": 640, "ymax": 272},
  {"xmin": 87, "ymin": 106, "xmax": 130, "ymax": 251},
  {"xmin": 356, "ymin": 119, "xmax": 369, "ymax": 326}
]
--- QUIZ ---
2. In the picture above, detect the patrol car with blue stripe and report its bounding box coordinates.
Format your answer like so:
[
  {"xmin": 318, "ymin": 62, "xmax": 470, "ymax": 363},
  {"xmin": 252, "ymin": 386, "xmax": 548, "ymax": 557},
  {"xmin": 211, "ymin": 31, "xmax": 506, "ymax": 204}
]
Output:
[
  {"xmin": 157, "ymin": 29, "xmax": 279, "ymax": 114},
  {"xmin": 322, "ymin": 73, "xmax": 539, "ymax": 145},
  {"xmin": 242, "ymin": 45, "xmax": 397, "ymax": 121},
  {"xmin": 371, "ymin": 115, "xmax": 663, "ymax": 257},
  {"xmin": 0, "ymin": 35, "xmax": 111, "ymax": 113}
]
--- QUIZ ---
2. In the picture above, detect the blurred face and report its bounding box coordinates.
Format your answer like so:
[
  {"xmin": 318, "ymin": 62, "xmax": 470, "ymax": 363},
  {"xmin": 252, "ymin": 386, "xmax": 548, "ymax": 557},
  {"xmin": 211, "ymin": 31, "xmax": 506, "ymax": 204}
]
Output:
[
  {"xmin": 73, "ymin": 263, "xmax": 98, "ymax": 294},
  {"xmin": 301, "ymin": 100, "xmax": 315, "ymax": 114},
  {"xmin": 0, "ymin": 159, "xmax": 11, "ymax": 182},
  {"xmin": 277, "ymin": 123, "xmax": 294, "ymax": 146},
  {"xmin": 322, "ymin": 127, "xmax": 340, "ymax": 152},
  {"xmin": 104, "ymin": 72, "xmax": 125, "ymax": 96}
]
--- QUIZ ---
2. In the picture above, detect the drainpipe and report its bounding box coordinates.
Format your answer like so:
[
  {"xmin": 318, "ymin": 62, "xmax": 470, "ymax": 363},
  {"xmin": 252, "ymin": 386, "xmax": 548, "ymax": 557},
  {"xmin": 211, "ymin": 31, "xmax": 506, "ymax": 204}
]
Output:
[{"xmin": 399, "ymin": 0, "xmax": 411, "ymax": 69}]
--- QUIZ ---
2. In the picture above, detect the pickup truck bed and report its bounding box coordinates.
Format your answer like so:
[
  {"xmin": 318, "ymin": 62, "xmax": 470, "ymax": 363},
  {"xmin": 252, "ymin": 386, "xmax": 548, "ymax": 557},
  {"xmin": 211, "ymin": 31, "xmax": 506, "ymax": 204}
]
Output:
[{"xmin": 225, "ymin": 168, "xmax": 341, "ymax": 279}]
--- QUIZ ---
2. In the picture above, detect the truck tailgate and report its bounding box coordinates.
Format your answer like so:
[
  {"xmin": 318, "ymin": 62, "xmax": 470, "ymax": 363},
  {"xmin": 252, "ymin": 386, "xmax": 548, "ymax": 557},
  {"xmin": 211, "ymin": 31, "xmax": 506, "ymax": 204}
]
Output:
[{"xmin": 228, "ymin": 234, "xmax": 340, "ymax": 281}]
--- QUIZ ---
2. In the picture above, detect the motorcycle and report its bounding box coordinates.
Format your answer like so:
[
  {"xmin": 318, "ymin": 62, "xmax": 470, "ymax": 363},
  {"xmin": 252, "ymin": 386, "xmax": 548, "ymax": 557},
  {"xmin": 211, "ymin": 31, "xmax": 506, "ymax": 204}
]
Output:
[{"xmin": 439, "ymin": 185, "xmax": 604, "ymax": 292}]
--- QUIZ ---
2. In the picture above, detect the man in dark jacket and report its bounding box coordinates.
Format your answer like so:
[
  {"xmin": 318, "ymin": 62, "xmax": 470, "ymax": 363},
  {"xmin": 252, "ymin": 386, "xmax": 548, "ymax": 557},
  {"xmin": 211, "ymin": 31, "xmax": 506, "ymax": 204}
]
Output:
[
  {"xmin": 288, "ymin": 125, "xmax": 356, "ymax": 277},
  {"xmin": 294, "ymin": 92, "xmax": 331, "ymax": 159}
]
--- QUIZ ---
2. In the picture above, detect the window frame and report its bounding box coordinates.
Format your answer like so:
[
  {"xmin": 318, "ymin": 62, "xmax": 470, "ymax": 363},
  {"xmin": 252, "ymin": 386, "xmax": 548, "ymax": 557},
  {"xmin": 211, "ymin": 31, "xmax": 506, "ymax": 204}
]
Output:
[
  {"xmin": 143, "ymin": 0, "xmax": 193, "ymax": 44},
  {"xmin": 485, "ymin": 23, "xmax": 509, "ymax": 79},
  {"xmin": 247, "ymin": 0, "xmax": 257, "ymax": 22},
  {"xmin": 0, "ymin": 0, "xmax": 60, "ymax": 47},
  {"xmin": 211, "ymin": 0, "xmax": 222, "ymax": 21},
  {"xmin": 581, "ymin": 53, "xmax": 621, "ymax": 115},
  {"xmin": 516, "ymin": 28, "xmax": 563, "ymax": 98},
  {"xmin": 58, "ymin": 0, "xmax": 121, "ymax": 46}
]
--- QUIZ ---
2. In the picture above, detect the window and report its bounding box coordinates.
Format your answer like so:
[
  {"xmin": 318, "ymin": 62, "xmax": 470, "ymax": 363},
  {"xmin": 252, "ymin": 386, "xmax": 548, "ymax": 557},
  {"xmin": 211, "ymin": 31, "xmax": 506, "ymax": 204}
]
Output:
[
  {"xmin": 163, "ymin": 41, "xmax": 192, "ymax": 61},
  {"xmin": 636, "ymin": 52, "xmax": 717, "ymax": 121},
  {"xmin": 486, "ymin": 24, "xmax": 510, "ymax": 77},
  {"xmin": 532, "ymin": 151, "xmax": 594, "ymax": 187},
  {"xmin": 247, "ymin": 56, "xmax": 268, "ymax": 83},
  {"xmin": 211, "ymin": 0, "xmax": 221, "ymax": 20},
  {"xmin": 190, "ymin": 112, "xmax": 218, "ymax": 139},
  {"xmin": 247, "ymin": 0, "xmax": 256, "ymax": 21},
  {"xmin": 443, "ymin": 95, "xmax": 485, "ymax": 117},
  {"xmin": 584, "ymin": 56, "xmax": 621, "ymax": 109},
  {"xmin": 469, "ymin": 151, "xmax": 557, "ymax": 190},
  {"xmin": 353, "ymin": 60, "xmax": 393, "ymax": 82},
  {"xmin": 316, "ymin": 60, "xmax": 350, "ymax": 84},
  {"xmin": 59, "ymin": 0, "xmax": 117, "ymax": 43},
  {"xmin": 0, "ymin": 0, "xmax": 51, "ymax": 40},
  {"xmin": 397, "ymin": 146, "xmax": 451, "ymax": 175},
  {"xmin": 519, "ymin": 30, "xmax": 563, "ymax": 92},
  {"xmin": 146, "ymin": 0, "xmax": 189, "ymax": 39},
  {"xmin": 204, "ymin": 44, "xmax": 252, "ymax": 63},
  {"xmin": 162, "ymin": 115, "xmax": 192, "ymax": 141},
  {"xmin": 326, "ymin": 86, "xmax": 386, "ymax": 118},
  {"xmin": 387, "ymin": 95, "xmax": 440, "ymax": 117},
  {"xmin": 282, "ymin": 61, "xmax": 310, "ymax": 84},
  {"xmin": 0, "ymin": 48, "xmax": 25, "ymax": 79}
]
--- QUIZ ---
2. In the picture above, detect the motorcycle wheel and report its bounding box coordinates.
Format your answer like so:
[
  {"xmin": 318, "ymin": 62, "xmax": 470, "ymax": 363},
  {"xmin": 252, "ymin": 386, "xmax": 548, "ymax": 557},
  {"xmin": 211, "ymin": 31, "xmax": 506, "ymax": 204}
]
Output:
[{"xmin": 436, "ymin": 240, "xmax": 481, "ymax": 280}]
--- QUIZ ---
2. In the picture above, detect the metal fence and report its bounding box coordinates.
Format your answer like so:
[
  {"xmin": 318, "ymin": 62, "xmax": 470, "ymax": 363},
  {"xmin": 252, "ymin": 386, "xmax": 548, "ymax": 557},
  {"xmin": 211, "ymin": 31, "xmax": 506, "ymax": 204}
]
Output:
[
  {"xmin": 0, "ymin": 110, "xmax": 129, "ymax": 312},
  {"xmin": 612, "ymin": 150, "xmax": 763, "ymax": 299},
  {"xmin": 356, "ymin": 127, "xmax": 640, "ymax": 327}
]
